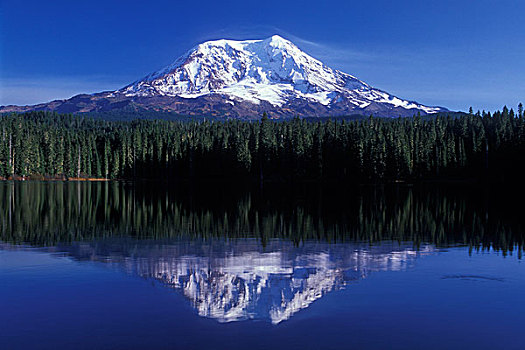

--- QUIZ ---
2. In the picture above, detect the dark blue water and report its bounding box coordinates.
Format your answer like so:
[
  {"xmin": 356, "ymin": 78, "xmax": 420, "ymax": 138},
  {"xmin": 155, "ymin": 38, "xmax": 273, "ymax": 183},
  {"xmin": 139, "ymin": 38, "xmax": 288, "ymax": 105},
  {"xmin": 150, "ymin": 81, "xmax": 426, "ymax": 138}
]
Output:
[{"xmin": 0, "ymin": 182, "xmax": 524, "ymax": 349}]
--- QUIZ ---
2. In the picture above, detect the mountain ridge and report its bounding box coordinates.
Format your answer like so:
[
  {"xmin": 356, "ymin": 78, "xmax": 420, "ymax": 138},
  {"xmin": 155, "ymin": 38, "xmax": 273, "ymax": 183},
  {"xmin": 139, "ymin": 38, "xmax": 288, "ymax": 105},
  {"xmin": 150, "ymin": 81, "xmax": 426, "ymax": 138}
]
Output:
[{"xmin": 0, "ymin": 35, "xmax": 447, "ymax": 118}]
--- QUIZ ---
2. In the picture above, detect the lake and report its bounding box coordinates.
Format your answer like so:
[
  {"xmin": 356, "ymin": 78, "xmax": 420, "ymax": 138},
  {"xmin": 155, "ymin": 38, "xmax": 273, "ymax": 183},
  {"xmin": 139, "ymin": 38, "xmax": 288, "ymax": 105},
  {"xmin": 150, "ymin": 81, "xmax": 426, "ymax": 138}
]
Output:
[{"xmin": 1, "ymin": 181, "xmax": 524, "ymax": 349}]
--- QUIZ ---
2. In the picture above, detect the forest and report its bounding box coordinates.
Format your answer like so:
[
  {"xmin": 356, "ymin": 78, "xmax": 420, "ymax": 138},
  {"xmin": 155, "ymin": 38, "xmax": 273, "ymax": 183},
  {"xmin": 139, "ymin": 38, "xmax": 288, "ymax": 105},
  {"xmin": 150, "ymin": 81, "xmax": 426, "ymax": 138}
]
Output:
[{"xmin": 0, "ymin": 107, "xmax": 524, "ymax": 183}]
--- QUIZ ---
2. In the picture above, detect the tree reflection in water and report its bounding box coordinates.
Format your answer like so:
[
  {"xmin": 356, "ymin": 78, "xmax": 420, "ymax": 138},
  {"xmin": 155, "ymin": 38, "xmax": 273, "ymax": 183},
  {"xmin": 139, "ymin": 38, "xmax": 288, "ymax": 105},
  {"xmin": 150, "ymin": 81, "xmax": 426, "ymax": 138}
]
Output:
[{"xmin": 0, "ymin": 181, "xmax": 523, "ymax": 255}]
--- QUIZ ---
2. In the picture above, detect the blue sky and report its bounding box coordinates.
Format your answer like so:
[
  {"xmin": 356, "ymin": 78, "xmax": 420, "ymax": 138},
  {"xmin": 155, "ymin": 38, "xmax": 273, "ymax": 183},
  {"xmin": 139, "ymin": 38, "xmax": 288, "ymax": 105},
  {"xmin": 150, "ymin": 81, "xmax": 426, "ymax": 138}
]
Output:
[{"xmin": 1, "ymin": 0, "xmax": 524, "ymax": 112}]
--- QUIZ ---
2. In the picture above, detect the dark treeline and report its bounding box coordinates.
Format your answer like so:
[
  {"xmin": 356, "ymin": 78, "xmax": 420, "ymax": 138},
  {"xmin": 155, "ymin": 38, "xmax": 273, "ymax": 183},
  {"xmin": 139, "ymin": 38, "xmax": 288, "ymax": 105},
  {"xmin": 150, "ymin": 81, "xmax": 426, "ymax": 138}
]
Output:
[
  {"xmin": 0, "ymin": 181, "xmax": 523, "ymax": 256},
  {"xmin": 1, "ymin": 107, "xmax": 525, "ymax": 182}
]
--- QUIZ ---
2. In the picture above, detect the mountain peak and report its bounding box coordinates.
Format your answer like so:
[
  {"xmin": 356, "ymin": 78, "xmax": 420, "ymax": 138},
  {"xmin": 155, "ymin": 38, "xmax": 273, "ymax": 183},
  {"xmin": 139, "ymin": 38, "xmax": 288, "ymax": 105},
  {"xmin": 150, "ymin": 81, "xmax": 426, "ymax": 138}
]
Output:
[
  {"xmin": 263, "ymin": 34, "xmax": 294, "ymax": 47},
  {"xmin": 118, "ymin": 35, "xmax": 445, "ymax": 116},
  {"xmin": 193, "ymin": 35, "xmax": 293, "ymax": 50},
  {"xmin": 1, "ymin": 35, "xmax": 447, "ymax": 118},
  {"xmin": 268, "ymin": 34, "xmax": 287, "ymax": 41}
]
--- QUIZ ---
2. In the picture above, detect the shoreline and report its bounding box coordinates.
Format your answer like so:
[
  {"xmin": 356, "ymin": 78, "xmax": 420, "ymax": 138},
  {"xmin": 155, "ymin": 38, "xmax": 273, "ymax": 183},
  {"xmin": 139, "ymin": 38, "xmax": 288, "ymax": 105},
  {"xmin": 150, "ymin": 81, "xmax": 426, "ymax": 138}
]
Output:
[
  {"xmin": 0, "ymin": 176, "xmax": 110, "ymax": 182},
  {"xmin": 0, "ymin": 176, "xmax": 512, "ymax": 188}
]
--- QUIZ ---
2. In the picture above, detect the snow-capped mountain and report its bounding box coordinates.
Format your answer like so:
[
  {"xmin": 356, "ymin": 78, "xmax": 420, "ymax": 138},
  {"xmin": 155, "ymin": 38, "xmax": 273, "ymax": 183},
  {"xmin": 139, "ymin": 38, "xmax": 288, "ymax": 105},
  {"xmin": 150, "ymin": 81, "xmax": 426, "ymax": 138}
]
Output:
[
  {"xmin": 0, "ymin": 35, "xmax": 447, "ymax": 118},
  {"xmin": 119, "ymin": 35, "xmax": 442, "ymax": 114}
]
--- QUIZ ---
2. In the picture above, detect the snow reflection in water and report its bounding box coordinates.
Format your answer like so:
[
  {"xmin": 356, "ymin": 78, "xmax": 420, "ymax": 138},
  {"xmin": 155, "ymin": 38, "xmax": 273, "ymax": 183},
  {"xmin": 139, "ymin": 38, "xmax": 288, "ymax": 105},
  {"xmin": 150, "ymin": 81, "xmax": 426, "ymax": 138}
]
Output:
[{"xmin": 4, "ymin": 239, "xmax": 436, "ymax": 324}]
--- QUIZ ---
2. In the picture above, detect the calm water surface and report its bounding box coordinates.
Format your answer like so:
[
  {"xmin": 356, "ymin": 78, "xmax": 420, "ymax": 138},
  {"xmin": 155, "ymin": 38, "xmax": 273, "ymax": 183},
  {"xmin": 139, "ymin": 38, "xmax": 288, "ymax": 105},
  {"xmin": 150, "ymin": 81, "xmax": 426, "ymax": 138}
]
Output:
[{"xmin": 0, "ymin": 182, "xmax": 524, "ymax": 349}]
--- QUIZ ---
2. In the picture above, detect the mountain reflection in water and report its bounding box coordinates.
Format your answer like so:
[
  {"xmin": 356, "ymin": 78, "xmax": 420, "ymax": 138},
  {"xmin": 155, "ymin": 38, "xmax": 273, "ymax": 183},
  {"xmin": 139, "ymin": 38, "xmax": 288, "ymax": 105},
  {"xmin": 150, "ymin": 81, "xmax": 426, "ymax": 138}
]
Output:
[
  {"xmin": 3, "ymin": 239, "xmax": 435, "ymax": 324},
  {"xmin": 0, "ymin": 181, "xmax": 523, "ymax": 323},
  {"xmin": 1, "ymin": 181, "xmax": 524, "ymax": 349}
]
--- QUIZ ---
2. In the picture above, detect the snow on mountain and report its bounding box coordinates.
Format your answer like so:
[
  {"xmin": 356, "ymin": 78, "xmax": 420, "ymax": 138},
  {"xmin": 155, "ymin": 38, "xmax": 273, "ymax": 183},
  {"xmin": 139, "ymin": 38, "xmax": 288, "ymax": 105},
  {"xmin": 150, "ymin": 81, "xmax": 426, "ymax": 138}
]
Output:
[
  {"xmin": 0, "ymin": 35, "xmax": 447, "ymax": 117},
  {"xmin": 118, "ymin": 35, "xmax": 443, "ymax": 115}
]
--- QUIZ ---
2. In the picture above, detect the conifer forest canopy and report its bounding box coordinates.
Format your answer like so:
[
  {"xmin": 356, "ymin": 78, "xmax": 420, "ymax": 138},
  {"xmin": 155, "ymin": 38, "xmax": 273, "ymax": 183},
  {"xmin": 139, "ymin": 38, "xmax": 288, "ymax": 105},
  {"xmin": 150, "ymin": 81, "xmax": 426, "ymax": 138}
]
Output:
[{"xmin": 0, "ymin": 108, "xmax": 524, "ymax": 182}]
